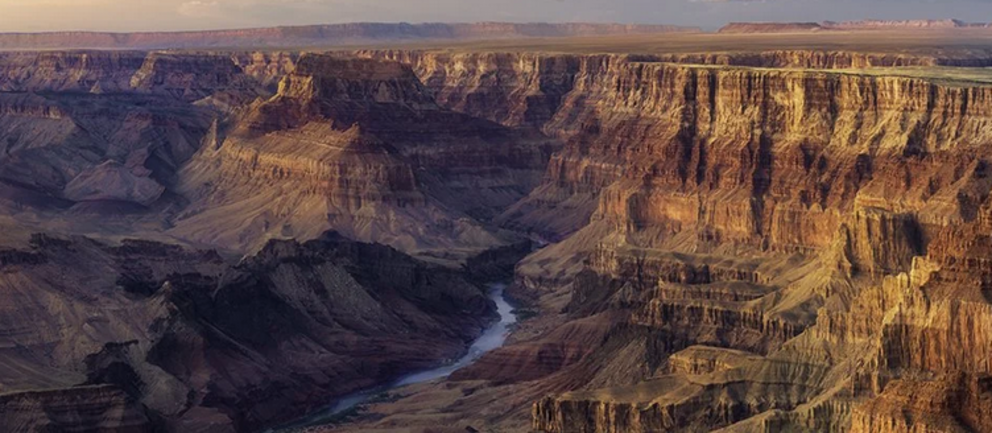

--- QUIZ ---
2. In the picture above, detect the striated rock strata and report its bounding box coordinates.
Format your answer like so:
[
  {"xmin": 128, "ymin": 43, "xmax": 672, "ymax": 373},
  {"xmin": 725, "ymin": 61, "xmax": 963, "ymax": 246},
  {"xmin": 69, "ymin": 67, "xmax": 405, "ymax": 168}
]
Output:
[
  {"xmin": 0, "ymin": 232, "xmax": 496, "ymax": 431},
  {"xmin": 5, "ymin": 42, "xmax": 992, "ymax": 433},
  {"xmin": 501, "ymin": 57, "xmax": 992, "ymax": 433},
  {"xmin": 174, "ymin": 54, "xmax": 556, "ymax": 258},
  {"xmin": 303, "ymin": 51, "xmax": 992, "ymax": 433}
]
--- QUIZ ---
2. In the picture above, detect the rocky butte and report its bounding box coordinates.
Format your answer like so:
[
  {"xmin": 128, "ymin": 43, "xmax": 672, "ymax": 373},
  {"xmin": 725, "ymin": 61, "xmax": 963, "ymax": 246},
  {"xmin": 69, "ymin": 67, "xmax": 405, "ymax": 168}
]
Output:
[{"xmin": 0, "ymin": 22, "xmax": 991, "ymax": 433}]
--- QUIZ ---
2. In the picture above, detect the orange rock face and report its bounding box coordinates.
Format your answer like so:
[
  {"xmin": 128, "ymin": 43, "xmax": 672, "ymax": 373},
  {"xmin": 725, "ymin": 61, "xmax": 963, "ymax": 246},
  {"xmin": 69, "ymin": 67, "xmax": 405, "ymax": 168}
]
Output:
[
  {"xmin": 2, "ymin": 37, "xmax": 992, "ymax": 433},
  {"xmin": 487, "ymin": 57, "xmax": 992, "ymax": 433},
  {"xmin": 173, "ymin": 55, "xmax": 556, "ymax": 258},
  {"xmin": 322, "ymin": 50, "xmax": 992, "ymax": 433}
]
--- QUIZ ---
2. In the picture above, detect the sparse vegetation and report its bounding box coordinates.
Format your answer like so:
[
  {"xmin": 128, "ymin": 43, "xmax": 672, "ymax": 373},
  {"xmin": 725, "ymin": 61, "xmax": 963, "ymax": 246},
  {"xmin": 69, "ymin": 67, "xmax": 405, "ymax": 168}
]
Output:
[{"xmin": 511, "ymin": 308, "xmax": 539, "ymax": 321}]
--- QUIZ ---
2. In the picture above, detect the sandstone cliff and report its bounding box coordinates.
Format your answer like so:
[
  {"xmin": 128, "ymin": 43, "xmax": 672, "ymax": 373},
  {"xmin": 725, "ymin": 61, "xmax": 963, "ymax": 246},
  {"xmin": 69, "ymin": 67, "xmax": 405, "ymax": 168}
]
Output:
[
  {"xmin": 4, "ymin": 42, "xmax": 992, "ymax": 433},
  {"xmin": 0, "ymin": 232, "xmax": 496, "ymax": 431},
  {"xmin": 433, "ymin": 56, "xmax": 992, "ymax": 249},
  {"xmin": 302, "ymin": 51, "xmax": 992, "ymax": 433},
  {"xmin": 0, "ymin": 385, "xmax": 151, "ymax": 432},
  {"xmin": 173, "ymin": 54, "xmax": 556, "ymax": 259},
  {"xmin": 497, "ymin": 57, "xmax": 992, "ymax": 433},
  {"xmin": 0, "ymin": 91, "xmax": 212, "ymax": 209},
  {"xmin": 0, "ymin": 51, "xmax": 276, "ymax": 218},
  {"xmin": 0, "ymin": 50, "xmax": 559, "ymax": 260}
]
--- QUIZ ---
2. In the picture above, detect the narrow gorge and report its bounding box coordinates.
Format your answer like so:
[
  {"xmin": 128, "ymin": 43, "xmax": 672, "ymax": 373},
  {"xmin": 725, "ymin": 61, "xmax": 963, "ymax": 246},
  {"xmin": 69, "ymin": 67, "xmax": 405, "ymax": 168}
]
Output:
[{"xmin": 0, "ymin": 29, "xmax": 991, "ymax": 433}]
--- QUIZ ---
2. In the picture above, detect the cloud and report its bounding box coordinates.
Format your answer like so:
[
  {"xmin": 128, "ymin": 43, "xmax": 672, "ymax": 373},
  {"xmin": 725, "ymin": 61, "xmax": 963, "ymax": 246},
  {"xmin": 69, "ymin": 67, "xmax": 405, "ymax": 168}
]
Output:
[
  {"xmin": 178, "ymin": 1, "xmax": 222, "ymax": 17},
  {"xmin": 176, "ymin": 0, "xmax": 362, "ymax": 23}
]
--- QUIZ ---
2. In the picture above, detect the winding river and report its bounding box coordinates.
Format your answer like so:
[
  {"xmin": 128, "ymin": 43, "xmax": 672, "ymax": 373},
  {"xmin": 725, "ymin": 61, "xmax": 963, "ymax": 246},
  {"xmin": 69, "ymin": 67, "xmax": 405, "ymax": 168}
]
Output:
[{"xmin": 273, "ymin": 282, "xmax": 518, "ymax": 431}]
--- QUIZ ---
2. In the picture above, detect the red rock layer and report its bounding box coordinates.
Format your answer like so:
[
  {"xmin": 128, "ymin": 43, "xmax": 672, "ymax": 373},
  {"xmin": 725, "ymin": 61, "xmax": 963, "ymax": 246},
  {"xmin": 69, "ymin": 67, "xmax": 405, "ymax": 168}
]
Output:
[
  {"xmin": 515, "ymin": 58, "xmax": 992, "ymax": 432},
  {"xmin": 341, "ymin": 53, "xmax": 992, "ymax": 432},
  {"xmin": 173, "ymin": 55, "xmax": 556, "ymax": 257}
]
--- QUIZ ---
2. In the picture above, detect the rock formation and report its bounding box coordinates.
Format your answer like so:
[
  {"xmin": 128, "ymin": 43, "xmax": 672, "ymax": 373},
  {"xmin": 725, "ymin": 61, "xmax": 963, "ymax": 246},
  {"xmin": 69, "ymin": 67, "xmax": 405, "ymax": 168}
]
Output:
[
  {"xmin": 720, "ymin": 19, "xmax": 989, "ymax": 33},
  {"xmin": 823, "ymin": 19, "xmax": 977, "ymax": 30},
  {"xmin": 0, "ymin": 232, "xmax": 497, "ymax": 431},
  {"xmin": 173, "ymin": 54, "xmax": 555, "ymax": 258},
  {"xmin": 306, "ymin": 48, "xmax": 992, "ymax": 433},
  {"xmin": 718, "ymin": 22, "xmax": 826, "ymax": 34},
  {"xmin": 506, "ymin": 57, "xmax": 992, "ymax": 433},
  {"xmin": 0, "ymin": 50, "xmax": 279, "ymax": 221},
  {"xmin": 1, "ymin": 30, "xmax": 992, "ymax": 433},
  {"xmin": 0, "ymin": 90, "xmax": 212, "ymax": 210}
]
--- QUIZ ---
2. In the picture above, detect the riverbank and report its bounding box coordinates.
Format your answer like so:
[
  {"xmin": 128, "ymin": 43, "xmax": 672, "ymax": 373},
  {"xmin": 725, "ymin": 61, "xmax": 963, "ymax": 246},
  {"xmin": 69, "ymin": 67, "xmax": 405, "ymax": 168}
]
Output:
[{"xmin": 271, "ymin": 283, "xmax": 518, "ymax": 432}]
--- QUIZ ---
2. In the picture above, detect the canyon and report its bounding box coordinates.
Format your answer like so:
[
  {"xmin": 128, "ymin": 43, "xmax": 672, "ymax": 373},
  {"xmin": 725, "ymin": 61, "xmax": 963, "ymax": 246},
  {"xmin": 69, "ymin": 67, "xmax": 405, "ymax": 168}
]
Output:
[{"xmin": 0, "ymin": 26, "xmax": 991, "ymax": 433}]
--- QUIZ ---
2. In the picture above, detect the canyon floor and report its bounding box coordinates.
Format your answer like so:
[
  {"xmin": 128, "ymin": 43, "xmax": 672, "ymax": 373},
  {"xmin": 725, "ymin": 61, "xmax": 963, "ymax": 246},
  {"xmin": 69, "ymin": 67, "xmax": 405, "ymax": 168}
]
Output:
[{"xmin": 1, "ymin": 27, "xmax": 992, "ymax": 433}]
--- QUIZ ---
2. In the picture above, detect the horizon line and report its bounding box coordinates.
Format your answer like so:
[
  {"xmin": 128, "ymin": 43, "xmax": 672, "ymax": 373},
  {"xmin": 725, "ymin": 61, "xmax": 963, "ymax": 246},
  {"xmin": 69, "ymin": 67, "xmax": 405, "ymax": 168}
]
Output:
[{"xmin": 0, "ymin": 18, "xmax": 983, "ymax": 36}]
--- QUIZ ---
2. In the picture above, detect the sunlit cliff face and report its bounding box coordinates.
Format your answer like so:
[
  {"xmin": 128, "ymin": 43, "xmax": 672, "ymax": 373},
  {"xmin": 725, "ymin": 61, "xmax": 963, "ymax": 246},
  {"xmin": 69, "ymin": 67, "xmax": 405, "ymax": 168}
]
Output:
[{"xmin": 3, "ymin": 16, "xmax": 992, "ymax": 431}]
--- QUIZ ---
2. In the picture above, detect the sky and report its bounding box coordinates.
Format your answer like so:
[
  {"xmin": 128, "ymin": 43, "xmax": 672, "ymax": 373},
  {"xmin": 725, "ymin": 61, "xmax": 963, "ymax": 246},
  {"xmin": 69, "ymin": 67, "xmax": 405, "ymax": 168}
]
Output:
[{"xmin": 1, "ymin": 0, "xmax": 990, "ymax": 32}]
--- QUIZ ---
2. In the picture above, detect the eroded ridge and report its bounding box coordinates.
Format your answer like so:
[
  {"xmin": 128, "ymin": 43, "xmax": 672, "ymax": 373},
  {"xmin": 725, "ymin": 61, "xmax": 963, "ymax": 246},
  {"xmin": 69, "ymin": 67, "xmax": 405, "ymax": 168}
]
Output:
[
  {"xmin": 315, "ymin": 51, "xmax": 992, "ymax": 432},
  {"xmin": 1, "ymin": 40, "xmax": 992, "ymax": 432}
]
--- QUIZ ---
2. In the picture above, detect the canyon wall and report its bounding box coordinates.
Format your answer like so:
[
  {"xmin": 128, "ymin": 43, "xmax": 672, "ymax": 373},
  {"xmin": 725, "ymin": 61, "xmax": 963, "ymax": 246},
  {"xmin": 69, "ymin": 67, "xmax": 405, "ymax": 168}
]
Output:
[
  {"xmin": 4, "ymin": 45, "xmax": 992, "ymax": 432},
  {"xmin": 173, "ymin": 54, "xmax": 556, "ymax": 258},
  {"xmin": 323, "ymin": 51, "xmax": 992, "ymax": 432},
  {"xmin": 359, "ymin": 50, "xmax": 992, "ymax": 130},
  {"xmin": 359, "ymin": 52, "xmax": 992, "ymax": 242},
  {"xmin": 0, "ymin": 232, "xmax": 496, "ymax": 431},
  {"xmin": 0, "ymin": 51, "xmax": 272, "ymax": 215},
  {"xmin": 496, "ymin": 56, "xmax": 992, "ymax": 433},
  {"xmin": 0, "ymin": 50, "xmax": 561, "ymax": 261}
]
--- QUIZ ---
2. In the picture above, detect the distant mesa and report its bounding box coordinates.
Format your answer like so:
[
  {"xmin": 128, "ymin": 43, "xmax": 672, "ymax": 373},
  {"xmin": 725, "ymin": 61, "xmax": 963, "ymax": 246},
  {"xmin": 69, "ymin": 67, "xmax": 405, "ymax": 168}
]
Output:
[
  {"xmin": 719, "ymin": 19, "xmax": 989, "ymax": 33},
  {"xmin": 4, "ymin": 20, "xmax": 987, "ymax": 49},
  {"xmin": 718, "ymin": 22, "xmax": 824, "ymax": 34},
  {"xmin": 0, "ymin": 22, "xmax": 701, "ymax": 50},
  {"xmin": 824, "ymin": 19, "xmax": 992, "ymax": 29}
]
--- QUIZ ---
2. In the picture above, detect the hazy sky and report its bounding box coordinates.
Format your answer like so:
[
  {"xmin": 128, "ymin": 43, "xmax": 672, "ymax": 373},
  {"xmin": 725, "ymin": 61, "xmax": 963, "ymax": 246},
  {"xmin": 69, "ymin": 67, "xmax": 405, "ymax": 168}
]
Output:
[{"xmin": 1, "ymin": 0, "xmax": 990, "ymax": 32}]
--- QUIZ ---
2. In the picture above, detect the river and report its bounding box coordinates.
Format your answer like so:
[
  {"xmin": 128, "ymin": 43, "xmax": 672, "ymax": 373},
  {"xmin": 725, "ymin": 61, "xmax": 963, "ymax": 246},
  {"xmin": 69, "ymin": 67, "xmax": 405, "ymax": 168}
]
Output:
[{"xmin": 272, "ymin": 282, "xmax": 517, "ymax": 431}]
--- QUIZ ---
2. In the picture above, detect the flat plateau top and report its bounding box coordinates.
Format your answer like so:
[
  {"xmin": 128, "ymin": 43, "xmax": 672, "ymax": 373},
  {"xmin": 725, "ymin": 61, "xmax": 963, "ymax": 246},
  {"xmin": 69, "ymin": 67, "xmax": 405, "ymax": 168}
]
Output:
[
  {"xmin": 328, "ymin": 30, "xmax": 992, "ymax": 88},
  {"xmin": 832, "ymin": 66, "xmax": 992, "ymax": 87},
  {"xmin": 675, "ymin": 63, "xmax": 992, "ymax": 88},
  {"xmin": 336, "ymin": 29, "xmax": 992, "ymax": 55}
]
